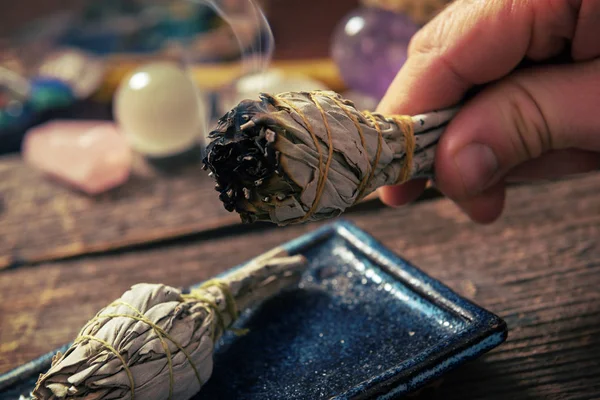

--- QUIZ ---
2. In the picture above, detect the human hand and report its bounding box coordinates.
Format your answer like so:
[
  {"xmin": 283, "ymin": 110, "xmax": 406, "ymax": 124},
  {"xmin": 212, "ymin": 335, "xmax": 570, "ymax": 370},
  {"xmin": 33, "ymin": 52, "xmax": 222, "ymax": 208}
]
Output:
[{"xmin": 377, "ymin": 0, "xmax": 600, "ymax": 223}]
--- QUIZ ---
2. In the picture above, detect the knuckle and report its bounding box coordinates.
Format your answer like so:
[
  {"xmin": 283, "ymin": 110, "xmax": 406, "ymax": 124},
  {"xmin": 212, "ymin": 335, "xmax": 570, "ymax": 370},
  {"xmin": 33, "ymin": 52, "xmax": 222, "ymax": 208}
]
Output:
[
  {"xmin": 406, "ymin": 0, "xmax": 466, "ymax": 57},
  {"xmin": 503, "ymin": 78, "xmax": 553, "ymax": 160},
  {"xmin": 406, "ymin": 25, "xmax": 438, "ymax": 57}
]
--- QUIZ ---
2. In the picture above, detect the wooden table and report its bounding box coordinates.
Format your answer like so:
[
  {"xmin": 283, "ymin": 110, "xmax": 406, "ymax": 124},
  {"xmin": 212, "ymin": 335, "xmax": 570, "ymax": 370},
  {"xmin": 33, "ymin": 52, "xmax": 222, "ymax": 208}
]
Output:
[
  {"xmin": 1, "ymin": 2, "xmax": 600, "ymax": 397},
  {"xmin": 1, "ymin": 151, "xmax": 599, "ymax": 399}
]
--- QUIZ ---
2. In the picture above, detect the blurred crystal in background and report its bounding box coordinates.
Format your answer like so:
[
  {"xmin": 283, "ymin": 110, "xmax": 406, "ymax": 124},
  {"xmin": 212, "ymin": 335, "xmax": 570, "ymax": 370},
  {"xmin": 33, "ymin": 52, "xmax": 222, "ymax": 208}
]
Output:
[
  {"xmin": 22, "ymin": 120, "xmax": 132, "ymax": 194},
  {"xmin": 331, "ymin": 6, "xmax": 419, "ymax": 101},
  {"xmin": 0, "ymin": 0, "xmax": 449, "ymax": 193},
  {"xmin": 113, "ymin": 61, "xmax": 207, "ymax": 159},
  {"xmin": 330, "ymin": 0, "xmax": 451, "ymax": 101},
  {"xmin": 0, "ymin": 0, "xmax": 275, "ymax": 158}
]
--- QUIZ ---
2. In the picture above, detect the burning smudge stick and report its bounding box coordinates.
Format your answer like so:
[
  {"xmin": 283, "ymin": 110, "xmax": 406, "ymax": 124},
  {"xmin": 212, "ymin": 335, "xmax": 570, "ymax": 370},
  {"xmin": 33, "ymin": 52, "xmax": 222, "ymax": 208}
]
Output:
[
  {"xmin": 203, "ymin": 90, "xmax": 458, "ymax": 225},
  {"xmin": 31, "ymin": 248, "xmax": 307, "ymax": 400}
]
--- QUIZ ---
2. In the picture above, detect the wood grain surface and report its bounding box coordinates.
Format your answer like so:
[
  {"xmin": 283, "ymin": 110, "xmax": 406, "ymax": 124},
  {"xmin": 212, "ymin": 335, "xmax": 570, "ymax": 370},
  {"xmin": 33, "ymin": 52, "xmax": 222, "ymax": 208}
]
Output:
[
  {"xmin": 0, "ymin": 155, "xmax": 382, "ymax": 270},
  {"xmin": 0, "ymin": 154, "xmax": 241, "ymax": 269},
  {"xmin": 1, "ymin": 172, "xmax": 599, "ymax": 399}
]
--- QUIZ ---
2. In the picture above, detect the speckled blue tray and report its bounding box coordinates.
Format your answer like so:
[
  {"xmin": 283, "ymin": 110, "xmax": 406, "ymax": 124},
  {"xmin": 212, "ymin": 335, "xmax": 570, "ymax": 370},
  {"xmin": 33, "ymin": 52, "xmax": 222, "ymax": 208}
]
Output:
[{"xmin": 0, "ymin": 220, "xmax": 507, "ymax": 399}]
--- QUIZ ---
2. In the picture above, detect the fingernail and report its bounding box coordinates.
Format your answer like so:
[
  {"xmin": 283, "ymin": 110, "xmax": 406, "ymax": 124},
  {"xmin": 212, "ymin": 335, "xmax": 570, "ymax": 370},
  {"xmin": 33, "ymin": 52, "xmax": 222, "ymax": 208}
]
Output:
[{"xmin": 454, "ymin": 144, "xmax": 499, "ymax": 195}]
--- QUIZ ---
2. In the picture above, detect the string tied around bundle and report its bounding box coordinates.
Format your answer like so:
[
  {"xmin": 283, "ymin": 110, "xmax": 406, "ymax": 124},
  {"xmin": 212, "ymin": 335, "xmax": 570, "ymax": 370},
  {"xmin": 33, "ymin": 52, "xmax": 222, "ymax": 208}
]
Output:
[
  {"xmin": 273, "ymin": 91, "xmax": 416, "ymax": 222},
  {"xmin": 59, "ymin": 280, "xmax": 242, "ymax": 400}
]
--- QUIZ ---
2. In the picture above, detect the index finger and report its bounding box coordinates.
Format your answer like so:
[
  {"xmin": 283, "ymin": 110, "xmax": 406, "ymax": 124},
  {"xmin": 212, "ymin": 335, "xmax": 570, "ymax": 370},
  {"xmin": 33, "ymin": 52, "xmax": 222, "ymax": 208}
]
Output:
[{"xmin": 377, "ymin": 0, "xmax": 580, "ymax": 115}]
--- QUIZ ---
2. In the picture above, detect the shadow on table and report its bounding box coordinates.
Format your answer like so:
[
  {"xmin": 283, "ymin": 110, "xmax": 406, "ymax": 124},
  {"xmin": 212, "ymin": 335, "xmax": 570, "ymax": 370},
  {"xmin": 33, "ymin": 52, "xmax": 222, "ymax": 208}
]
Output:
[{"xmin": 410, "ymin": 359, "xmax": 537, "ymax": 400}]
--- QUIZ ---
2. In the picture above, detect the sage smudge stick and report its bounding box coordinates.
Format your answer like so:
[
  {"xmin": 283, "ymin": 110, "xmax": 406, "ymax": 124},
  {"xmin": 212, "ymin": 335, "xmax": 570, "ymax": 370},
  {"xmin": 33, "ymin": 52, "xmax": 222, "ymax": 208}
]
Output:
[
  {"xmin": 203, "ymin": 90, "xmax": 459, "ymax": 225},
  {"xmin": 31, "ymin": 248, "xmax": 307, "ymax": 400}
]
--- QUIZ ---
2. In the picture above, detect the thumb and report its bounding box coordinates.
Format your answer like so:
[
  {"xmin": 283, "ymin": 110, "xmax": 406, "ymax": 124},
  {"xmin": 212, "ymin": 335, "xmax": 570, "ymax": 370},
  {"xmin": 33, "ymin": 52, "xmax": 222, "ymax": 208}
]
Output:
[{"xmin": 435, "ymin": 59, "xmax": 600, "ymax": 202}]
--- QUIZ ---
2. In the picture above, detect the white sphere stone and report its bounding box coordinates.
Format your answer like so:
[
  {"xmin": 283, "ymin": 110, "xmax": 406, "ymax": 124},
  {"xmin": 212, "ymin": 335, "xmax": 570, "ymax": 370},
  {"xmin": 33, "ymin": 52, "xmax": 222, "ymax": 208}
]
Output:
[{"xmin": 114, "ymin": 62, "xmax": 207, "ymax": 157}]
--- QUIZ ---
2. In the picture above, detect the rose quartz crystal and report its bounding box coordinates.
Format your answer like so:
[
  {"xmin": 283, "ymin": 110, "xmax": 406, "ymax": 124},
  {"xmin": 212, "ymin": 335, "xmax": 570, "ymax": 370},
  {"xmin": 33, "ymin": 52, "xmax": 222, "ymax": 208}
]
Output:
[{"xmin": 22, "ymin": 120, "xmax": 132, "ymax": 194}]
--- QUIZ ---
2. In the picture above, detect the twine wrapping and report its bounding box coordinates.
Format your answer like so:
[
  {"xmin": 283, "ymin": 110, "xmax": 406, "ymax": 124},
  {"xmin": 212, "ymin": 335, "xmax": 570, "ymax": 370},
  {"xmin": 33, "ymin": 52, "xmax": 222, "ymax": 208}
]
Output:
[
  {"xmin": 274, "ymin": 92, "xmax": 416, "ymax": 223},
  {"xmin": 203, "ymin": 90, "xmax": 458, "ymax": 226},
  {"xmin": 31, "ymin": 248, "xmax": 307, "ymax": 400}
]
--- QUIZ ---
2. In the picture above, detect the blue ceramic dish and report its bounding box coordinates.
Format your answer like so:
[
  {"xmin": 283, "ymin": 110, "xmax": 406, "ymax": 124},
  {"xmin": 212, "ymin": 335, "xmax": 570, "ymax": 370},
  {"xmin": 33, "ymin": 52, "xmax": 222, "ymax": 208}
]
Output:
[{"xmin": 0, "ymin": 220, "xmax": 507, "ymax": 399}]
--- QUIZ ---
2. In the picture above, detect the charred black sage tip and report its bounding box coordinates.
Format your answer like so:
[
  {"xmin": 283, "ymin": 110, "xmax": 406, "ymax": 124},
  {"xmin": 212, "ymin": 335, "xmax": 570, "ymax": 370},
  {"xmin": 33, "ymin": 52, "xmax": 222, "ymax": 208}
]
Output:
[{"xmin": 203, "ymin": 90, "xmax": 459, "ymax": 226}]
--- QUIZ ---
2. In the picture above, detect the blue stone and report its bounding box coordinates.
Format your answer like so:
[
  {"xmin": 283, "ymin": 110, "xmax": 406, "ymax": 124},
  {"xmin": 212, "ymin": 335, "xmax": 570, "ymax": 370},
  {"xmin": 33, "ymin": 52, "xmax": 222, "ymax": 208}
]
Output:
[{"xmin": 29, "ymin": 77, "xmax": 76, "ymax": 112}]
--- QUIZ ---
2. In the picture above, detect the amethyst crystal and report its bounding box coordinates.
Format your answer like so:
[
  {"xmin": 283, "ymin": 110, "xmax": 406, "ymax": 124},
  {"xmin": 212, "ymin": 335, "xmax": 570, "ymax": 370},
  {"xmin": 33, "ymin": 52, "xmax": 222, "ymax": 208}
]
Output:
[{"xmin": 331, "ymin": 7, "xmax": 420, "ymax": 100}]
